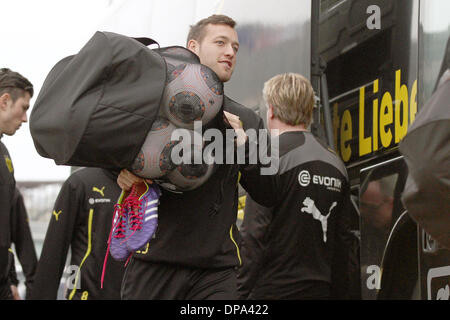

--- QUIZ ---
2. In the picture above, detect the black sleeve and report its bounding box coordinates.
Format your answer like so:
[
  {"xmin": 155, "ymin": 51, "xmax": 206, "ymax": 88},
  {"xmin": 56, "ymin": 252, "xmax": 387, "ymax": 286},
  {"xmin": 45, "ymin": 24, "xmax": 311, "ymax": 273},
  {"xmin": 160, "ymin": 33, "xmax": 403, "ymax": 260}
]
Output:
[
  {"xmin": 238, "ymin": 116, "xmax": 280, "ymax": 208},
  {"xmin": 0, "ymin": 185, "xmax": 11, "ymax": 291},
  {"xmin": 237, "ymin": 194, "xmax": 274, "ymax": 299},
  {"xmin": 10, "ymin": 188, "xmax": 38, "ymax": 296},
  {"xmin": 7, "ymin": 250, "xmax": 18, "ymax": 287},
  {"xmin": 330, "ymin": 182, "xmax": 352, "ymax": 299},
  {"xmin": 29, "ymin": 176, "xmax": 82, "ymax": 299},
  {"xmin": 0, "ymin": 187, "xmax": 12, "ymax": 298},
  {"xmin": 0, "ymin": 142, "xmax": 14, "ymax": 299},
  {"xmin": 0, "ymin": 247, "xmax": 9, "ymax": 297},
  {"xmin": 0, "ymin": 250, "xmax": 14, "ymax": 300}
]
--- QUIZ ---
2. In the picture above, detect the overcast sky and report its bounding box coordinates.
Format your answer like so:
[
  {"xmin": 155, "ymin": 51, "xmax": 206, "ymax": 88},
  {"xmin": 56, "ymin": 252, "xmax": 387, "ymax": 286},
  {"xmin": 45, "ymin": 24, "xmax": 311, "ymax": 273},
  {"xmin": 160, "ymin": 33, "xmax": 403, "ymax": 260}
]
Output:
[
  {"xmin": 0, "ymin": 0, "xmax": 220, "ymax": 181},
  {"xmin": 1, "ymin": 0, "xmax": 120, "ymax": 181},
  {"xmin": 1, "ymin": 0, "xmax": 448, "ymax": 182}
]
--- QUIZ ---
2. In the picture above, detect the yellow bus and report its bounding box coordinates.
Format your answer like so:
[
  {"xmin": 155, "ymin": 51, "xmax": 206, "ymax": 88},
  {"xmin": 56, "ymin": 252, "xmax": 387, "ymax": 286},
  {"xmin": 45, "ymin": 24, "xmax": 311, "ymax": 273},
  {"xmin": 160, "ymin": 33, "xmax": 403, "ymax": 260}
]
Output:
[{"xmin": 313, "ymin": 0, "xmax": 449, "ymax": 300}]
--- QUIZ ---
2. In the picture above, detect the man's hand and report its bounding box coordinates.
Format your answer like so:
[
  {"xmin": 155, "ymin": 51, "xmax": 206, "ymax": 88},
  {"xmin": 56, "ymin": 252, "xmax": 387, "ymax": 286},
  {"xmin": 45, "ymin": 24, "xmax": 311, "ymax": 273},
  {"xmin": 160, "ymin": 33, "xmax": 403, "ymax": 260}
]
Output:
[
  {"xmin": 224, "ymin": 111, "xmax": 247, "ymax": 146},
  {"xmin": 117, "ymin": 169, "xmax": 150, "ymax": 191},
  {"xmin": 10, "ymin": 285, "xmax": 21, "ymax": 300}
]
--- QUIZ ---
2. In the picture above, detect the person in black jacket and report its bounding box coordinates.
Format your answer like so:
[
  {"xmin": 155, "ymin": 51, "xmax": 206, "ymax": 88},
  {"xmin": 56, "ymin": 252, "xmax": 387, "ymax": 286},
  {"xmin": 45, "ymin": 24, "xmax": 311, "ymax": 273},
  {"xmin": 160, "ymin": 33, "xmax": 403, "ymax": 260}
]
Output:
[
  {"xmin": 9, "ymin": 187, "xmax": 38, "ymax": 299},
  {"xmin": 117, "ymin": 14, "xmax": 276, "ymax": 300},
  {"xmin": 400, "ymin": 43, "xmax": 450, "ymax": 250},
  {"xmin": 29, "ymin": 167, "xmax": 125, "ymax": 300},
  {"xmin": 0, "ymin": 68, "xmax": 33, "ymax": 300},
  {"xmin": 237, "ymin": 73, "xmax": 352, "ymax": 300}
]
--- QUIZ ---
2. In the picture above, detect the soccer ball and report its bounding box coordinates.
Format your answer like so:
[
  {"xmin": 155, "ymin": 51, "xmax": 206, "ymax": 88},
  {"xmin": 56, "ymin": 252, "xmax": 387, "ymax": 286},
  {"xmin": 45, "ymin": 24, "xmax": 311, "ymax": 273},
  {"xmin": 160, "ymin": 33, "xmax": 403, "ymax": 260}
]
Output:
[
  {"xmin": 161, "ymin": 63, "xmax": 223, "ymax": 129},
  {"xmin": 131, "ymin": 117, "xmax": 177, "ymax": 179},
  {"xmin": 166, "ymin": 148, "xmax": 215, "ymax": 191},
  {"xmin": 165, "ymin": 128, "xmax": 215, "ymax": 191},
  {"xmin": 166, "ymin": 162, "xmax": 214, "ymax": 191},
  {"xmin": 132, "ymin": 121, "xmax": 216, "ymax": 191}
]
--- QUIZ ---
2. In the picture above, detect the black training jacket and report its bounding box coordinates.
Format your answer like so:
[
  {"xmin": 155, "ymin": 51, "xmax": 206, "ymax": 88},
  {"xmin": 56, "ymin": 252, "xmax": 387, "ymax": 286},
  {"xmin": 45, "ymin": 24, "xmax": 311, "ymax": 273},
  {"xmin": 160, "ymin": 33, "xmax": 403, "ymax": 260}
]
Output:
[
  {"xmin": 0, "ymin": 141, "xmax": 15, "ymax": 299},
  {"xmin": 10, "ymin": 188, "xmax": 38, "ymax": 298},
  {"xmin": 30, "ymin": 168, "xmax": 124, "ymax": 300},
  {"xmin": 132, "ymin": 96, "xmax": 276, "ymax": 269},
  {"xmin": 237, "ymin": 131, "xmax": 352, "ymax": 299}
]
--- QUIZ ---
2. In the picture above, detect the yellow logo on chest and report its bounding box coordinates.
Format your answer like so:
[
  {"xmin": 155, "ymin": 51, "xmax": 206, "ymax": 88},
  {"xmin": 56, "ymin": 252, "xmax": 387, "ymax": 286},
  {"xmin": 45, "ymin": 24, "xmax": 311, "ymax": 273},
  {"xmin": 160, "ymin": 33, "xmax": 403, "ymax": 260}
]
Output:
[
  {"xmin": 53, "ymin": 210, "xmax": 62, "ymax": 221},
  {"xmin": 4, "ymin": 156, "xmax": 13, "ymax": 173},
  {"xmin": 92, "ymin": 186, "xmax": 105, "ymax": 197}
]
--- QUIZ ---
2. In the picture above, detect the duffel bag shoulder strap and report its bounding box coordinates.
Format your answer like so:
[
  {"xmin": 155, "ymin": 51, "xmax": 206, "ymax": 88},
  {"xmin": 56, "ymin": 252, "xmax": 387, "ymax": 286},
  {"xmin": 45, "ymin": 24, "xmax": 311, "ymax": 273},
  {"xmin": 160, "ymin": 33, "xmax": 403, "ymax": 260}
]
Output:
[{"xmin": 133, "ymin": 37, "xmax": 160, "ymax": 48}]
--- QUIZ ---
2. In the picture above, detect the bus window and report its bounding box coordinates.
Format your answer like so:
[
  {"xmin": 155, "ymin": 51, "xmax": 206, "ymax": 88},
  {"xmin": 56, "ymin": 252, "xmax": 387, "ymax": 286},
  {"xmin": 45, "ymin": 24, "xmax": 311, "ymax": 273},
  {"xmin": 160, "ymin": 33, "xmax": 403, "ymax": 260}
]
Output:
[
  {"xmin": 418, "ymin": 0, "xmax": 450, "ymax": 105},
  {"xmin": 317, "ymin": 0, "xmax": 419, "ymax": 168}
]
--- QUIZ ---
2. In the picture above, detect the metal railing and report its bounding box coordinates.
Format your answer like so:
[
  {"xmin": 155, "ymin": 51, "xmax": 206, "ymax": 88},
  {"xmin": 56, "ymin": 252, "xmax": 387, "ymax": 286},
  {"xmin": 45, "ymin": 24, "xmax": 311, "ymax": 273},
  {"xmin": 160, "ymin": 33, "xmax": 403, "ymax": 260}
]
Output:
[{"xmin": 16, "ymin": 180, "xmax": 64, "ymax": 225}]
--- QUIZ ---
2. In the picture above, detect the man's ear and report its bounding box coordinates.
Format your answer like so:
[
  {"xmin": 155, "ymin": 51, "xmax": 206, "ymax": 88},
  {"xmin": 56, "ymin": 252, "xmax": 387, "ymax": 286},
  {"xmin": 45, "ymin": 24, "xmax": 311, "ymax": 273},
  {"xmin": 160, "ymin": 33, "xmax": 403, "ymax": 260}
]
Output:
[
  {"xmin": 0, "ymin": 93, "xmax": 10, "ymax": 110},
  {"xmin": 268, "ymin": 104, "xmax": 275, "ymax": 119},
  {"xmin": 187, "ymin": 39, "xmax": 199, "ymax": 54}
]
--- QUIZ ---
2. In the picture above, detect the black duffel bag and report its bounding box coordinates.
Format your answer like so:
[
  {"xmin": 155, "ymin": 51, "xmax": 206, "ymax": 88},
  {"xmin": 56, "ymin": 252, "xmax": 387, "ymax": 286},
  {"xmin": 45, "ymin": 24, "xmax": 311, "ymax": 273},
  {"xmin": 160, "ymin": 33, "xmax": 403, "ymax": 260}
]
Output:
[{"xmin": 30, "ymin": 31, "xmax": 201, "ymax": 170}]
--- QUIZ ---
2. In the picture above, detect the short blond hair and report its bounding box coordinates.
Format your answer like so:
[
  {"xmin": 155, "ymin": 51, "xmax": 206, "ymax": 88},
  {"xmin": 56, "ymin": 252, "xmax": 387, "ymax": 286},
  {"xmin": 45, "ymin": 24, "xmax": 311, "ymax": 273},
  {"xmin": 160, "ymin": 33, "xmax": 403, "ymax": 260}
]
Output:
[{"xmin": 262, "ymin": 73, "xmax": 315, "ymax": 127}]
